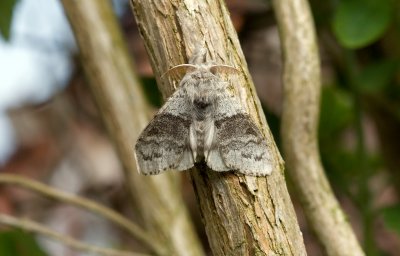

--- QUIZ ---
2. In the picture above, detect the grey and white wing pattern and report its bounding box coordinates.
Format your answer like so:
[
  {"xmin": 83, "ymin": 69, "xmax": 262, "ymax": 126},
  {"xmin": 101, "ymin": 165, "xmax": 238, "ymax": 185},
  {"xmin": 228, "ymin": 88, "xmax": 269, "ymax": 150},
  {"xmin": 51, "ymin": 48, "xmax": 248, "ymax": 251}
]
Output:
[
  {"xmin": 207, "ymin": 90, "xmax": 273, "ymax": 176},
  {"xmin": 134, "ymin": 88, "xmax": 194, "ymax": 175}
]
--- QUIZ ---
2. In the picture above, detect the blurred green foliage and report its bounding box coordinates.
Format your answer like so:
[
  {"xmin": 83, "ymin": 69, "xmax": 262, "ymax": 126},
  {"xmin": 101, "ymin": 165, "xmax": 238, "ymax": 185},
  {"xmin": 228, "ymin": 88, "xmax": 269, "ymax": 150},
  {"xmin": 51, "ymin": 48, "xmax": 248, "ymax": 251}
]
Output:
[
  {"xmin": 333, "ymin": 0, "xmax": 394, "ymax": 49},
  {"xmin": 319, "ymin": 86, "xmax": 354, "ymax": 139},
  {"xmin": 382, "ymin": 205, "xmax": 400, "ymax": 236},
  {"xmin": 0, "ymin": 229, "xmax": 47, "ymax": 256},
  {"xmin": 140, "ymin": 77, "xmax": 162, "ymax": 108},
  {"xmin": 308, "ymin": 0, "xmax": 400, "ymax": 254},
  {"xmin": 0, "ymin": 0, "xmax": 17, "ymax": 40},
  {"xmin": 356, "ymin": 60, "xmax": 399, "ymax": 93}
]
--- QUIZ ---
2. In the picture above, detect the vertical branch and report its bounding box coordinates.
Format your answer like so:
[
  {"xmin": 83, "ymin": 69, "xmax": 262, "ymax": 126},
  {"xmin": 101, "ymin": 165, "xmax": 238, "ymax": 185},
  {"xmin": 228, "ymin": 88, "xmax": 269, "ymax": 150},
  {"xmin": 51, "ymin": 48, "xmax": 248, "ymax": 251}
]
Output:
[
  {"xmin": 272, "ymin": 0, "xmax": 365, "ymax": 255},
  {"xmin": 61, "ymin": 1, "xmax": 204, "ymax": 255},
  {"xmin": 130, "ymin": 1, "xmax": 307, "ymax": 255}
]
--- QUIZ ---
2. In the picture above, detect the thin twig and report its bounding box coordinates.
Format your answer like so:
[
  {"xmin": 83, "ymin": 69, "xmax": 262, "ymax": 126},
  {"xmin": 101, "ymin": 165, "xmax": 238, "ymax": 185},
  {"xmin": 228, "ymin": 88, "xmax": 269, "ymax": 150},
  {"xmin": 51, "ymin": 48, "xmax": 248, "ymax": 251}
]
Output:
[
  {"xmin": 272, "ymin": 0, "xmax": 365, "ymax": 255},
  {"xmin": 61, "ymin": 1, "xmax": 203, "ymax": 254},
  {"xmin": 0, "ymin": 213, "xmax": 148, "ymax": 256},
  {"xmin": 0, "ymin": 174, "xmax": 165, "ymax": 255}
]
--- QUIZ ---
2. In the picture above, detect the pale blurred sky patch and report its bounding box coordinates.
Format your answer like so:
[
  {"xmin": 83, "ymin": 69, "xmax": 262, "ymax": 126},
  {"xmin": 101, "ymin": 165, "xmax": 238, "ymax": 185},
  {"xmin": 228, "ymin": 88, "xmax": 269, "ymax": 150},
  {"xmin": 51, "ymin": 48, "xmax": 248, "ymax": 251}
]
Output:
[{"xmin": 0, "ymin": 0, "xmax": 128, "ymax": 164}]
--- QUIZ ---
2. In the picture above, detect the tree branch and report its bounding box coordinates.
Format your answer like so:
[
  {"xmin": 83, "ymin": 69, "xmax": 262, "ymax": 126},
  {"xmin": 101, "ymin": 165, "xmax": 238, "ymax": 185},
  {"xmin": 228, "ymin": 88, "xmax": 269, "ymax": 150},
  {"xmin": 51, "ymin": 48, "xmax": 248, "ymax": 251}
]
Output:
[
  {"xmin": 0, "ymin": 174, "xmax": 162, "ymax": 254},
  {"xmin": 60, "ymin": 1, "xmax": 204, "ymax": 255},
  {"xmin": 0, "ymin": 213, "xmax": 148, "ymax": 256},
  {"xmin": 272, "ymin": 0, "xmax": 365, "ymax": 255},
  {"xmin": 129, "ymin": 0, "xmax": 307, "ymax": 255}
]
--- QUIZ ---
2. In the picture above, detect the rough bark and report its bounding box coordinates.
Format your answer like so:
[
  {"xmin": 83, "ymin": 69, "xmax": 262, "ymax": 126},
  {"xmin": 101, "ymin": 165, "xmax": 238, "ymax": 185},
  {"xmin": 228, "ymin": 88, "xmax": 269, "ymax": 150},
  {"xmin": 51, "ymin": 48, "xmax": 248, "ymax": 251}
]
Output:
[
  {"xmin": 130, "ymin": 1, "xmax": 307, "ymax": 255},
  {"xmin": 272, "ymin": 0, "xmax": 365, "ymax": 255},
  {"xmin": 61, "ymin": 1, "xmax": 204, "ymax": 255}
]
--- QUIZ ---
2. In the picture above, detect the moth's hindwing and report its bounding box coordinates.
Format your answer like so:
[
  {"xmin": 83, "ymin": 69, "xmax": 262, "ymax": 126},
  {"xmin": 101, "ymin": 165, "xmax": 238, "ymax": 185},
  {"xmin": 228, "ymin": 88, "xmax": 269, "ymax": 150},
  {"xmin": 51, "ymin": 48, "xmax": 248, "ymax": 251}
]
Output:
[
  {"xmin": 207, "ymin": 92, "xmax": 273, "ymax": 176},
  {"xmin": 134, "ymin": 89, "xmax": 194, "ymax": 175}
]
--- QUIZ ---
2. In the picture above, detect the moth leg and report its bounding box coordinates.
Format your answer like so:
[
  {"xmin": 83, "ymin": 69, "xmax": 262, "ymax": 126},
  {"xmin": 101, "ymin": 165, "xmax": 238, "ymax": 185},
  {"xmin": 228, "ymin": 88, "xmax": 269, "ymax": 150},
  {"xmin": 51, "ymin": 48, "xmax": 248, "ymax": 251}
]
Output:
[
  {"xmin": 204, "ymin": 122, "xmax": 215, "ymax": 161},
  {"xmin": 189, "ymin": 124, "xmax": 197, "ymax": 162}
]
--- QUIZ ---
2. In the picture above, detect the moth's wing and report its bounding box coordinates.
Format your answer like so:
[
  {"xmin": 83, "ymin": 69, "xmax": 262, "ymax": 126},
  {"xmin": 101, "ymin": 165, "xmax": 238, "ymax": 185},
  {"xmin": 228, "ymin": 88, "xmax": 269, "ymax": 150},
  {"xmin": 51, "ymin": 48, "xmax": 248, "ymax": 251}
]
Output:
[
  {"xmin": 134, "ymin": 88, "xmax": 194, "ymax": 175},
  {"xmin": 207, "ymin": 91, "xmax": 273, "ymax": 176}
]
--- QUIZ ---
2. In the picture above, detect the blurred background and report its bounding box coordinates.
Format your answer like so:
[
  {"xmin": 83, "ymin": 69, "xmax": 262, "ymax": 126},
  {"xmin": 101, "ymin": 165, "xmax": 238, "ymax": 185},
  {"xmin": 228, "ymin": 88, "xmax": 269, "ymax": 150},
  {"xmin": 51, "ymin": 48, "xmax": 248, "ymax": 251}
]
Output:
[{"xmin": 0, "ymin": 0, "xmax": 399, "ymax": 255}]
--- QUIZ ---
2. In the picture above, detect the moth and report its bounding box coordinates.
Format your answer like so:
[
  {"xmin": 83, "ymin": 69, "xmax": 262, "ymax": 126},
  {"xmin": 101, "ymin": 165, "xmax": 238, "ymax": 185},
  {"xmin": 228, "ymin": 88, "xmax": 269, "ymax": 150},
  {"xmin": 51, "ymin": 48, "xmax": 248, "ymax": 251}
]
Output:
[{"xmin": 134, "ymin": 47, "xmax": 272, "ymax": 176}]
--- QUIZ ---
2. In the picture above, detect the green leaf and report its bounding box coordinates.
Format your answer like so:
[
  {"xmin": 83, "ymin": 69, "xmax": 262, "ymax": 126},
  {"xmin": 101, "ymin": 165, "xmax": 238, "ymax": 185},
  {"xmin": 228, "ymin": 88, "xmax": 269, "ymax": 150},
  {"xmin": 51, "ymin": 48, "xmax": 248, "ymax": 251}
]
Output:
[
  {"xmin": 357, "ymin": 60, "xmax": 399, "ymax": 93},
  {"xmin": 382, "ymin": 205, "xmax": 400, "ymax": 237},
  {"xmin": 333, "ymin": 0, "xmax": 394, "ymax": 49},
  {"xmin": 0, "ymin": 229, "xmax": 48, "ymax": 256},
  {"xmin": 0, "ymin": 0, "xmax": 17, "ymax": 40}
]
